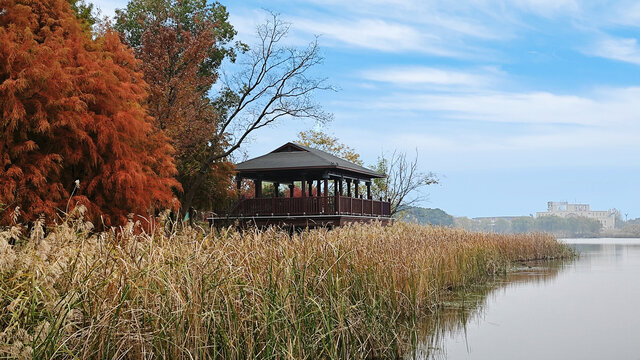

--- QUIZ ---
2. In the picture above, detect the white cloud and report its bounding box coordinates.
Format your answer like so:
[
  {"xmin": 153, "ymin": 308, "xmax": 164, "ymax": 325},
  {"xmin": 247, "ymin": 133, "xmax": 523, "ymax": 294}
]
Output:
[
  {"xmin": 587, "ymin": 37, "xmax": 640, "ymax": 65},
  {"xmin": 360, "ymin": 66, "xmax": 499, "ymax": 87},
  {"xmin": 321, "ymin": 85, "xmax": 640, "ymax": 172},
  {"xmin": 292, "ymin": 18, "xmax": 457, "ymax": 55},
  {"xmin": 363, "ymin": 87, "xmax": 640, "ymax": 128},
  {"xmin": 506, "ymin": 0, "xmax": 581, "ymax": 17},
  {"xmin": 597, "ymin": 1, "xmax": 640, "ymax": 27}
]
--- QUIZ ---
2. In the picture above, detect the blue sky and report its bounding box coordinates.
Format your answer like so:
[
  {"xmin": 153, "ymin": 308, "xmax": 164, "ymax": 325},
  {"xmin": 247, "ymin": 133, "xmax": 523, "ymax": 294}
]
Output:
[{"xmin": 94, "ymin": 0, "xmax": 640, "ymax": 219}]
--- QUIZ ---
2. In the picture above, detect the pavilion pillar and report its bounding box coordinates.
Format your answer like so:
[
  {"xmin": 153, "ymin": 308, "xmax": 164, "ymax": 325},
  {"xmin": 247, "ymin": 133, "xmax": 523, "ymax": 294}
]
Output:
[
  {"xmin": 255, "ymin": 180, "xmax": 262, "ymax": 198},
  {"xmin": 316, "ymin": 180, "xmax": 321, "ymax": 197},
  {"xmin": 273, "ymin": 182, "xmax": 279, "ymax": 197},
  {"xmin": 334, "ymin": 179, "xmax": 340, "ymax": 214},
  {"xmin": 366, "ymin": 181, "xmax": 371, "ymax": 200},
  {"xmin": 301, "ymin": 180, "xmax": 306, "ymax": 197},
  {"xmin": 354, "ymin": 180, "xmax": 360, "ymax": 198},
  {"xmin": 308, "ymin": 181, "xmax": 313, "ymax": 196},
  {"xmin": 339, "ymin": 179, "xmax": 344, "ymax": 196},
  {"xmin": 323, "ymin": 178, "xmax": 329, "ymax": 213},
  {"xmin": 289, "ymin": 184, "xmax": 295, "ymax": 197},
  {"xmin": 346, "ymin": 179, "xmax": 352, "ymax": 197}
]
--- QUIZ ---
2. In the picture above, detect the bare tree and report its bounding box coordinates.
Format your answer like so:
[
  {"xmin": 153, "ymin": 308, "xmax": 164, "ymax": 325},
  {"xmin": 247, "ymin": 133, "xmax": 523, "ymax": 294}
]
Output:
[
  {"xmin": 372, "ymin": 150, "xmax": 438, "ymax": 216},
  {"xmin": 182, "ymin": 13, "xmax": 333, "ymax": 213}
]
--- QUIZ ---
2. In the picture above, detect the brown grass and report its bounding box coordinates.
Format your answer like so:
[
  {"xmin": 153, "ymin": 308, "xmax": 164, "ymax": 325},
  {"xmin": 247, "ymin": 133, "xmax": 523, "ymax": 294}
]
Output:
[{"xmin": 0, "ymin": 215, "xmax": 572, "ymax": 359}]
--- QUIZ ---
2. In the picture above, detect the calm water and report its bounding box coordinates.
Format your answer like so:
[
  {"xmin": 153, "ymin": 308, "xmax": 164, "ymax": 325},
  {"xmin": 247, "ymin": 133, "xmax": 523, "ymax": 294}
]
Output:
[{"xmin": 419, "ymin": 238, "xmax": 640, "ymax": 360}]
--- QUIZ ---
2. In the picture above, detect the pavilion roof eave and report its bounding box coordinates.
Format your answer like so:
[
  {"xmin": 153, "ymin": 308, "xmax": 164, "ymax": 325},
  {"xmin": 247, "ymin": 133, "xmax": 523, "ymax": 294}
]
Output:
[
  {"xmin": 236, "ymin": 165, "xmax": 385, "ymax": 181},
  {"xmin": 235, "ymin": 142, "xmax": 387, "ymax": 180}
]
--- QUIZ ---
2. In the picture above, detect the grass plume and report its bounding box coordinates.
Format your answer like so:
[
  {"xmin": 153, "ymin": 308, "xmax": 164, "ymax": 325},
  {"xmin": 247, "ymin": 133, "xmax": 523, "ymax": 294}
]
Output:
[{"xmin": 0, "ymin": 217, "xmax": 571, "ymax": 359}]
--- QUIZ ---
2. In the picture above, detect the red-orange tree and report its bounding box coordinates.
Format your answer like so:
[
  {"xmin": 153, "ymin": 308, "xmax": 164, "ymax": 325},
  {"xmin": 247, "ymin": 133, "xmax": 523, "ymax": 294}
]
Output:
[
  {"xmin": 115, "ymin": 0, "xmax": 238, "ymax": 213},
  {"xmin": 0, "ymin": 0, "xmax": 180, "ymax": 226}
]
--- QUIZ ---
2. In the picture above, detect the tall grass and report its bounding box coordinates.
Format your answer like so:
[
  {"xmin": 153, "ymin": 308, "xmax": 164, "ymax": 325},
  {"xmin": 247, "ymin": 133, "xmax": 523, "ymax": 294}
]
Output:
[{"xmin": 0, "ymin": 216, "xmax": 572, "ymax": 359}]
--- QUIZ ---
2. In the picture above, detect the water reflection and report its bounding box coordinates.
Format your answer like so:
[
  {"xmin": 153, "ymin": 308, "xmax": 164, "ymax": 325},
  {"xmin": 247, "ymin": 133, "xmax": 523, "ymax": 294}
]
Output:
[
  {"xmin": 411, "ymin": 238, "xmax": 640, "ymax": 360},
  {"xmin": 410, "ymin": 261, "xmax": 565, "ymax": 359}
]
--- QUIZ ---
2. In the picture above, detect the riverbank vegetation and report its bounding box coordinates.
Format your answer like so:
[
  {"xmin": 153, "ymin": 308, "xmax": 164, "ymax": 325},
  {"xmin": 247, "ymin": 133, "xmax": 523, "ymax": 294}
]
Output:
[
  {"xmin": 404, "ymin": 206, "xmax": 611, "ymax": 237},
  {"xmin": 1, "ymin": 217, "xmax": 571, "ymax": 359}
]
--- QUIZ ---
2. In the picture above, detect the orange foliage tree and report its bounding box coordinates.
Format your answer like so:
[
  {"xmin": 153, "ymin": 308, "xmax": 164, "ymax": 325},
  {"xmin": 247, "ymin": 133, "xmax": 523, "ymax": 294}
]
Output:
[
  {"xmin": 0, "ymin": 0, "xmax": 180, "ymax": 226},
  {"xmin": 115, "ymin": 0, "xmax": 238, "ymax": 213}
]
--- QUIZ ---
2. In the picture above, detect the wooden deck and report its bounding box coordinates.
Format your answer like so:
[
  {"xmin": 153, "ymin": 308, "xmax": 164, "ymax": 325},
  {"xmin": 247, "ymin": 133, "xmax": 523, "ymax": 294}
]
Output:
[{"xmin": 209, "ymin": 196, "xmax": 392, "ymax": 228}]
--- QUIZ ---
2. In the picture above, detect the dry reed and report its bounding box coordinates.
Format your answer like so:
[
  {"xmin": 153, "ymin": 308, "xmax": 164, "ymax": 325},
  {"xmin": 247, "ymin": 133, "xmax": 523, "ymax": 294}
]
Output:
[{"xmin": 0, "ymin": 216, "xmax": 572, "ymax": 359}]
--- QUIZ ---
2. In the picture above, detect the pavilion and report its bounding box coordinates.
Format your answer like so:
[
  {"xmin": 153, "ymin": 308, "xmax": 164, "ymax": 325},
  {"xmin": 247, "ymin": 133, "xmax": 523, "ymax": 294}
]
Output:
[{"xmin": 208, "ymin": 142, "xmax": 392, "ymax": 228}]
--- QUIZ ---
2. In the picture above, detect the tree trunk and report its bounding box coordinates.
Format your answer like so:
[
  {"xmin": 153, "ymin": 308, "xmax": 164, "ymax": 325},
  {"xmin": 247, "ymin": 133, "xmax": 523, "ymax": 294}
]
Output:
[{"xmin": 181, "ymin": 170, "xmax": 207, "ymax": 218}]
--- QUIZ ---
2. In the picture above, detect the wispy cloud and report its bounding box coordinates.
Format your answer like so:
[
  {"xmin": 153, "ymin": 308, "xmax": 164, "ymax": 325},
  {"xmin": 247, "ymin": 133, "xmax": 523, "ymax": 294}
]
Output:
[
  {"xmin": 586, "ymin": 36, "xmax": 640, "ymax": 65},
  {"xmin": 362, "ymin": 87, "xmax": 640, "ymax": 127},
  {"xmin": 323, "ymin": 85, "xmax": 640, "ymax": 170},
  {"xmin": 506, "ymin": 0, "xmax": 581, "ymax": 17},
  {"xmin": 360, "ymin": 66, "xmax": 502, "ymax": 87},
  {"xmin": 292, "ymin": 18, "xmax": 457, "ymax": 55}
]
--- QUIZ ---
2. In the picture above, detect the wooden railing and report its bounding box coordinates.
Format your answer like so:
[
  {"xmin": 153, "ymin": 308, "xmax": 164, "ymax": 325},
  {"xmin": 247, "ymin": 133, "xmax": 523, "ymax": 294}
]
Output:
[{"xmin": 229, "ymin": 196, "xmax": 391, "ymax": 217}]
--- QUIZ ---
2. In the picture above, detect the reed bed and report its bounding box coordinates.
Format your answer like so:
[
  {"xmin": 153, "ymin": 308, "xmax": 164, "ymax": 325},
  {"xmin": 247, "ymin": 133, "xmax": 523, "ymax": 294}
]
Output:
[{"xmin": 0, "ymin": 216, "xmax": 572, "ymax": 359}]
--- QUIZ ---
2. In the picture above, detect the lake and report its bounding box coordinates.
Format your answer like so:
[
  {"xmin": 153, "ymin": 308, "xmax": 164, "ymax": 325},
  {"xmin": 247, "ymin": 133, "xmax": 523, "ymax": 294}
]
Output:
[{"xmin": 416, "ymin": 238, "xmax": 640, "ymax": 360}]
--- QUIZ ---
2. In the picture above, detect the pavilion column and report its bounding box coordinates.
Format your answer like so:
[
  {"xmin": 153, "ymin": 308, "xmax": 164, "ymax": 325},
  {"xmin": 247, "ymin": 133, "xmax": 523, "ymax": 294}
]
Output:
[
  {"xmin": 316, "ymin": 180, "xmax": 321, "ymax": 197},
  {"xmin": 236, "ymin": 176, "xmax": 242, "ymax": 192},
  {"xmin": 308, "ymin": 181, "xmax": 313, "ymax": 197},
  {"xmin": 323, "ymin": 178, "xmax": 329, "ymax": 213},
  {"xmin": 273, "ymin": 182, "xmax": 279, "ymax": 197},
  {"xmin": 354, "ymin": 180, "xmax": 360, "ymax": 198},
  {"xmin": 366, "ymin": 181, "xmax": 372, "ymax": 200},
  {"xmin": 289, "ymin": 184, "xmax": 295, "ymax": 197},
  {"xmin": 301, "ymin": 180, "xmax": 306, "ymax": 197},
  {"xmin": 334, "ymin": 179, "xmax": 340, "ymax": 214},
  {"xmin": 255, "ymin": 180, "xmax": 262, "ymax": 198},
  {"xmin": 346, "ymin": 179, "xmax": 352, "ymax": 197},
  {"xmin": 339, "ymin": 179, "xmax": 344, "ymax": 196}
]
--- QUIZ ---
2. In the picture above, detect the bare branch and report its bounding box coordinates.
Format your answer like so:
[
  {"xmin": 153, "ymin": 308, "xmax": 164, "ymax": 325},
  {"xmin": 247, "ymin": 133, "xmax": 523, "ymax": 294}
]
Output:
[
  {"xmin": 371, "ymin": 150, "xmax": 438, "ymax": 216},
  {"xmin": 181, "ymin": 12, "xmax": 334, "ymax": 212},
  {"xmin": 212, "ymin": 13, "xmax": 332, "ymax": 162}
]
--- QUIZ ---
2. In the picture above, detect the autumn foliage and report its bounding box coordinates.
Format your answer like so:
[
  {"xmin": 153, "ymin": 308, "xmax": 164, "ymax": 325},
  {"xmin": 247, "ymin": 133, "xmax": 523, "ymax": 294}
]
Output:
[
  {"xmin": 113, "ymin": 0, "xmax": 238, "ymax": 213},
  {"xmin": 138, "ymin": 17, "xmax": 233, "ymax": 211},
  {"xmin": 0, "ymin": 0, "xmax": 180, "ymax": 226}
]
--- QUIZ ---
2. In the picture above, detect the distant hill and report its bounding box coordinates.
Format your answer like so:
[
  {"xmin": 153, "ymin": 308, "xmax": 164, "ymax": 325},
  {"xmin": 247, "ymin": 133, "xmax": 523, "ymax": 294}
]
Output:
[{"xmin": 400, "ymin": 207, "xmax": 454, "ymax": 226}]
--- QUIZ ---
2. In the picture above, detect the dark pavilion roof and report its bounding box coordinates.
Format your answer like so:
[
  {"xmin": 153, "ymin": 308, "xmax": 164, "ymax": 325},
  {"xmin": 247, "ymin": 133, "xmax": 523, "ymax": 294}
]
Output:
[{"xmin": 236, "ymin": 142, "xmax": 385, "ymax": 179}]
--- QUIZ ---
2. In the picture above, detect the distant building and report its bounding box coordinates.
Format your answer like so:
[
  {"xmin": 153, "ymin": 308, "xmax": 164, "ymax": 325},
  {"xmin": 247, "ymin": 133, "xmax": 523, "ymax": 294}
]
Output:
[{"xmin": 536, "ymin": 201, "xmax": 616, "ymax": 230}]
